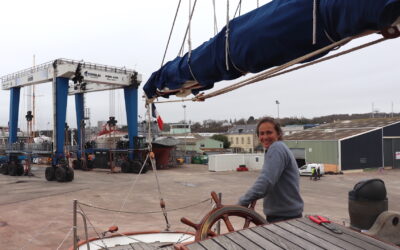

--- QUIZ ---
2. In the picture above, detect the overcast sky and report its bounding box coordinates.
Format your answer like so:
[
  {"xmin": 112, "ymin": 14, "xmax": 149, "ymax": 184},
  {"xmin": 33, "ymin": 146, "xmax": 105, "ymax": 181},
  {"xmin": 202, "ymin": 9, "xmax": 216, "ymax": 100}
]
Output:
[{"xmin": 0, "ymin": 0, "xmax": 399, "ymax": 131}]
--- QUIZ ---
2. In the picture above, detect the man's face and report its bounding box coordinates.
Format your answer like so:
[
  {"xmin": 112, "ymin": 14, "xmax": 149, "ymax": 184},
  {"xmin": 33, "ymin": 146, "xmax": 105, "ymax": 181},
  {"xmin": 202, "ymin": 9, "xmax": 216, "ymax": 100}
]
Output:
[{"xmin": 258, "ymin": 122, "xmax": 279, "ymax": 149}]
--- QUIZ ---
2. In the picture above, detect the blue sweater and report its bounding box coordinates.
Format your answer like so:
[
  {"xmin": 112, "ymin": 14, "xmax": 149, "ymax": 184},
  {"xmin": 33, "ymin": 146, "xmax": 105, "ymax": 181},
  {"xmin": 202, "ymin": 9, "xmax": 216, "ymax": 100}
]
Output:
[{"xmin": 239, "ymin": 141, "xmax": 304, "ymax": 217}]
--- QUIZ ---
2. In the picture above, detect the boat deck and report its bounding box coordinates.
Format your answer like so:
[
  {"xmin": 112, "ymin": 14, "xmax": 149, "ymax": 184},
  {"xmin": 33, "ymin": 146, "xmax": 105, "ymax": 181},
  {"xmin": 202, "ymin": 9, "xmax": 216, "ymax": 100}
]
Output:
[{"xmin": 184, "ymin": 217, "xmax": 399, "ymax": 250}]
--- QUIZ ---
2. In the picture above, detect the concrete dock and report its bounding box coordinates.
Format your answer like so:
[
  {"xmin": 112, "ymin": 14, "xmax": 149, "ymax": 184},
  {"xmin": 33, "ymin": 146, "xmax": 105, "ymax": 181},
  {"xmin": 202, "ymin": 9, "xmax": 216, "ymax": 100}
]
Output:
[{"xmin": 0, "ymin": 164, "xmax": 399, "ymax": 249}]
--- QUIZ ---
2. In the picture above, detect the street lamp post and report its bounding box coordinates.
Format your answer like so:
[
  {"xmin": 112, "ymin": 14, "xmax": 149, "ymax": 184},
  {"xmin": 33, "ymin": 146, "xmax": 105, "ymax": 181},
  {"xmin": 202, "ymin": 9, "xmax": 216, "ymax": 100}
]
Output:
[
  {"xmin": 275, "ymin": 100, "xmax": 280, "ymax": 120},
  {"xmin": 183, "ymin": 105, "xmax": 187, "ymax": 125},
  {"xmin": 183, "ymin": 105, "xmax": 187, "ymax": 156}
]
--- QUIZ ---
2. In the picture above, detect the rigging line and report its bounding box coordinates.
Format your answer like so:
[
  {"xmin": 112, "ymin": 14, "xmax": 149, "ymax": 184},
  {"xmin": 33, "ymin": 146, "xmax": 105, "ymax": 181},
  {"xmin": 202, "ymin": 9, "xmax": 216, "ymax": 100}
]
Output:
[
  {"xmin": 174, "ymin": 234, "xmax": 196, "ymax": 244},
  {"xmin": 225, "ymin": 0, "xmax": 230, "ymax": 70},
  {"xmin": 178, "ymin": 0, "xmax": 198, "ymax": 57},
  {"xmin": 111, "ymin": 154, "xmax": 150, "ymax": 226},
  {"xmin": 200, "ymin": 37, "xmax": 353, "ymax": 98},
  {"xmin": 312, "ymin": 0, "xmax": 318, "ymax": 45},
  {"xmin": 114, "ymin": 232, "xmax": 147, "ymax": 244},
  {"xmin": 154, "ymin": 98, "xmax": 192, "ymax": 104},
  {"xmin": 194, "ymin": 31, "xmax": 380, "ymax": 100},
  {"xmin": 212, "ymin": 0, "xmax": 218, "ymax": 35},
  {"xmin": 78, "ymin": 203, "xmax": 109, "ymax": 249},
  {"xmin": 174, "ymin": 197, "xmax": 215, "ymax": 244},
  {"xmin": 20, "ymin": 221, "xmax": 61, "ymax": 250},
  {"xmin": 203, "ymin": 36, "xmax": 387, "ymax": 99},
  {"xmin": 153, "ymin": 31, "xmax": 385, "ymax": 104},
  {"xmin": 56, "ymin": 227, "xmax": 73, "ymax": 250},
  {"xmin": 186, "ymin": 0, "xmax": 200, "ymax": 83},
  {"xmin": 78, "ymin": 198, "xmax": 212, "ymax": 214},
  {"xmin": 249, "ymin": 37, "xmax": 388, "ymax": 87},
  {"xmin": 188, "ymin": 0, "xmax": 193, "ymax": 58},
  {"xmin": 161, "ymin": 0, "xmax": 182, "ymax": 68},
  {"xmin": 233, "ymin": 0, "xmax": 242, "ymax": 18}
]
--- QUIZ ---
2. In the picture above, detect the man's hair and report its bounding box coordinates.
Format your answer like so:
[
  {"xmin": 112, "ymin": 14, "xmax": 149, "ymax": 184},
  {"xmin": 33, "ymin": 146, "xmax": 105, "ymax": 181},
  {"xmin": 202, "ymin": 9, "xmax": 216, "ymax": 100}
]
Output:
[{"xmin": 256, "ymin": 117, "xmax": 283, "ymax": 140}]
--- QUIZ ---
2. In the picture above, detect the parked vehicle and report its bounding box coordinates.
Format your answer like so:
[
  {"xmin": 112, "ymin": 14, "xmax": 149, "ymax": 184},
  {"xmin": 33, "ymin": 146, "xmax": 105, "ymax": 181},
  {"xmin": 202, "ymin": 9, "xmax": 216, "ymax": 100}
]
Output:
[{"xmin": 299, "ymin": 163, "xmax": 325, "ymax": 176}]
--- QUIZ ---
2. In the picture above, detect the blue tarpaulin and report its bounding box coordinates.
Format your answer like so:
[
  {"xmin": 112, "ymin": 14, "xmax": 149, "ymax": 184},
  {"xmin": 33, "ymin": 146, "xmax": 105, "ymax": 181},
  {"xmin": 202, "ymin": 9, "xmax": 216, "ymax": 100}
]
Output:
[{"xmin": 144, "ymin": 0, "xmax": 400, "ymax": 99}]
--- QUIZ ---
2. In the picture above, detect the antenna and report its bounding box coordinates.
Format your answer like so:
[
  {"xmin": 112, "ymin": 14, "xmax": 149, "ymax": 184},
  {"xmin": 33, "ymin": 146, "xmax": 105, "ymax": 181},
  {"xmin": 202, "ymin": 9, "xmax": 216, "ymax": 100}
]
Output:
[
  {"xmin": 371, "ymin": 102, "xmax": 374, "ymax": 118},
  {"xmin": 391, "ymin": 101, "xmax": 394, "ymax": 118}
]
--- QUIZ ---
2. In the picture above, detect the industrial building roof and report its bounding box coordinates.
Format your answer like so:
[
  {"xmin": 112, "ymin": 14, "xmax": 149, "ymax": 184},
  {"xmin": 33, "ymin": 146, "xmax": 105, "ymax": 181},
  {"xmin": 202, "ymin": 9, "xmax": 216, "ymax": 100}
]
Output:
[{"xmin": 284, "ymin": 117, "xmax": 400, "ymax": 141}]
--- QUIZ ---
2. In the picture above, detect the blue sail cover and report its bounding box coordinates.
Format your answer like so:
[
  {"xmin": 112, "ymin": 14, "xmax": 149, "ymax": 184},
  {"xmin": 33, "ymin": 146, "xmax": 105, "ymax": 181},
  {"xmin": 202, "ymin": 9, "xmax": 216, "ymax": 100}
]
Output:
[{"xmin": 144, "ymin": 0, "xmax": 400, "ymax": 98}]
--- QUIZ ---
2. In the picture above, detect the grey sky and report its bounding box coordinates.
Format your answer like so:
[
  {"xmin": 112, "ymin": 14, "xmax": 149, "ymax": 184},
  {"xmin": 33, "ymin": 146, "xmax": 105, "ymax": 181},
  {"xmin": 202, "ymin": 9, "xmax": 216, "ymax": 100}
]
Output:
[{"xmin": 0, "ymin": 0, "xmax": 399, "ymax": 131}]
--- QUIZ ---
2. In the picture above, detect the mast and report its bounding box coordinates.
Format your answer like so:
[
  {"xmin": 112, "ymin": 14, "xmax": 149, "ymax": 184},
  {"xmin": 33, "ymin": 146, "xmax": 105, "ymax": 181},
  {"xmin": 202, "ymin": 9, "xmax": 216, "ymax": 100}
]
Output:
[{"xmin": 32, "ymin": 54, "xmax": 36, "ymax": 138}]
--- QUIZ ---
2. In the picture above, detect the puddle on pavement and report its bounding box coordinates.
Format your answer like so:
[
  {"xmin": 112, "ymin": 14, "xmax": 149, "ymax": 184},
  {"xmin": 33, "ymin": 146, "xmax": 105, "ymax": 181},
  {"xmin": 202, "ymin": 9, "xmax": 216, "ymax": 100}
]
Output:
[
  {"xmin": 14, "ymin": 180, "xmax": 28, "ymax": 183},
  {"xmin": 176, "ymin": 182, "xmax": 197, "ymax": 187}
]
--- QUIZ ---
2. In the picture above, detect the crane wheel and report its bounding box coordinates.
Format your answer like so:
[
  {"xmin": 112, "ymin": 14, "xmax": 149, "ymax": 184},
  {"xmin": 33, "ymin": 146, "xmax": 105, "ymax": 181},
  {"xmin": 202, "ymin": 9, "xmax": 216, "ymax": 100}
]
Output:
[
  {"xmin": 45, "ymin": 166, "xmax": 56, "ymax": 181},
  {"xmin": 130, "ymin": 160, "xmax": 144, "ymax": 174},
  {"xmin": 0, "ymin": 163, "xmax": 9, "ymax": 175},
  {"xmin": 16, "ymin": 164, "xmax": 24, "ymax": 176},
  {"xmin": 9, "ymin": 163, "xmax": 17, "ymax": 176},
  {"xmin": 66, "ymin": 167, "xmax": 74, "ymax": 182},
  {"xmin": 121, "ymin": 161, "xmax": 129, "ymax": 173},
  {"xmin": 55, "ymin": 166, "xmax": 67, "ymax": 182},
  {"xmin": 72, "ymin": 159, "xmax": 81, "ymax": 170}
]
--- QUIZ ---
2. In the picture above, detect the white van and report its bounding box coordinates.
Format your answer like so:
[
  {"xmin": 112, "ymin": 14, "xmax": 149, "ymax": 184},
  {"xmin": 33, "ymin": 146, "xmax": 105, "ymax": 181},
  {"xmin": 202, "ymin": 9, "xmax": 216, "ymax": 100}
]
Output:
[{"xmin": 299, "ymin": 163, "xmax": 325, "ymax": 176}]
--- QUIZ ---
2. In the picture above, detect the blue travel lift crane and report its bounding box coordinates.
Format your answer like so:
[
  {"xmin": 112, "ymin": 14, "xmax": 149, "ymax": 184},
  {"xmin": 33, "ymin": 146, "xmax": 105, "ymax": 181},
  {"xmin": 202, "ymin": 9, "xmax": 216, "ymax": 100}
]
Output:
[{"xmin": 1, "ymin": 59, "xmax": 142, "ymax": 182}]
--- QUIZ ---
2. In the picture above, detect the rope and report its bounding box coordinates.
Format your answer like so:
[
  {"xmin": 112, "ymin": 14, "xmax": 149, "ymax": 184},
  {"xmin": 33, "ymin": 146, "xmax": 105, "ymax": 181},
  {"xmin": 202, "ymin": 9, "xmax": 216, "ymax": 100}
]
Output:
[
  {"xmin": 114, "ymin": 232, "xmax": 148, "ymax": 244},
  {"xmin": 187, "ymin": 0, "xmax": 193, "ymax": 59},
  {"xmin": 78, "ymin": 203, "xmax": 109, "ymax": 249},
  {"xmin": 313, "ymin": 0, "xmax": 318, "ymax": 45},
  {"xmin": 174, "ymin": 197, "xmax": 215, "ymax": 244},
  {"xmin": 193, "ymin": 30, "xmax": 381, "ymax": 101},
  {"xmin": 225, "ymin": 0, "xmax": 248, "ymax": 75},
  {"xmin": 233, "ymin": 0, "xmax": 242, "ymax": 18},
  {"xmin": 225, "ymin": 0, "xmax": 230, "ymax": 71},
  {"xmin": 186, "ymin": 0, "xmax": 201, "ymax": 84},
  {"xmin": 20, "ymin": 221, "xmax": 64, "ymax": 249},
  {"xmin": 146, "ymin": 104, "xmax": 171, "ymax": 231},
  {"xmin": 153, "ymin": 31, "xmax": 385, "ymax": 104},
  {"xmin": 78, "ymin": 198, "xmax": 211, "ymax": 214},
  {"xmin": 212, "ymin": 0, "xmax": 218, "ymax": 35},
  {"xmin": 178, "ymin": 0, "xmax": 198, "ymax": 56},
  {"xmin": 56, "ymin": 227, "xmax": 73, "ymax": 250},
  {"xmin": 110, "ymin": 153, "xmax": 149, "ymax": 226},
  {"xmin": 161, "ymin": 0, "xmax": 182, "ymax": 67}
]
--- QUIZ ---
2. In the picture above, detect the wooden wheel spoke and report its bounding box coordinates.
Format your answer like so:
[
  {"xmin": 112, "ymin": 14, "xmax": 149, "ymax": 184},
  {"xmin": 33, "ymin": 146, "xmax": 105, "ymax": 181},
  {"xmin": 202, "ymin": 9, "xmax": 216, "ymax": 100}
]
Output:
[
  {"xmin": 222, "ymin": 214, "xmax": 235, "ymax": 232},
  {"xmin": 194, "ymin": 192, "xmax": 266, "ymax": 241},
  {"xmin": 243, "ymin": 217, "xmax": 251, "ymax": 229},
  {"xmin": 207, "ymin": 230, "xmax": 217, "ymax": 237}
]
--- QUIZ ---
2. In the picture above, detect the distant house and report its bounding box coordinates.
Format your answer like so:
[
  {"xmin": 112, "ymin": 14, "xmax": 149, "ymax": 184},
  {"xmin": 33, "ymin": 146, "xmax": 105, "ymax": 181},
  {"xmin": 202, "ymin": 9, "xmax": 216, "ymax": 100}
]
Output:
[
  {"xmin": 174, "ymin": 134, "xmax": 224, "ymax": 154},
  {"xmin": 284, "ymin": 118, "xmax": 400, "ymax": 171},
  {"xmin": 226, "ymin": 124, "xmax": 257, "ymax": 153},
  {"xmin": 169, "ymin": 123, "xmax": 191, "ymax": 134}
]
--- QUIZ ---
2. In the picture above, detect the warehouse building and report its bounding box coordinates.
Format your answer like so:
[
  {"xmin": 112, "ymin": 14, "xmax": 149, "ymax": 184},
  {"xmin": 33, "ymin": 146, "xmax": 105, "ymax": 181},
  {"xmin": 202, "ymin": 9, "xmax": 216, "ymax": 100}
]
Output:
[{"xmin": 284, "ymin": 118, "xmax": 400, "ymax": 171}]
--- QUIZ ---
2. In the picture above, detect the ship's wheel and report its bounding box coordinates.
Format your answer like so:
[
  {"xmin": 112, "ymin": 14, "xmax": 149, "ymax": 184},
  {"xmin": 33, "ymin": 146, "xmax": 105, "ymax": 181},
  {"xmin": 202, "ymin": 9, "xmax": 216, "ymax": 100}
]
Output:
[{"xmin": 180, "ymin": 191, "xmax": 267, "ymax": 241}]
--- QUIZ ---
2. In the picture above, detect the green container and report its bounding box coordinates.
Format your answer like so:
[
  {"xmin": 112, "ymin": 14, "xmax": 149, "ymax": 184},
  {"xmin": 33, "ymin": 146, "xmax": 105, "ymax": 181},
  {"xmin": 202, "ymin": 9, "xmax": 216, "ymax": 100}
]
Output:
[
  {"xmin": 200, "ymin": 155, "xmax": 208, "ymax": 164},
  {"xmin": 192, "ymin": 156, "xmax": 202, "ymax": 164}
]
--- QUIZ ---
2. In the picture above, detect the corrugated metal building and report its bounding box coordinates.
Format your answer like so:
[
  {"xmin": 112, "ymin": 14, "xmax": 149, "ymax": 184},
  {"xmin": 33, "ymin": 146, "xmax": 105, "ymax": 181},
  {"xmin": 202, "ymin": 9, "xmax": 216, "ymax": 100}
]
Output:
[{"xmin": 284, "ymin": 118, "xmax": 400, "ymax": 171}]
